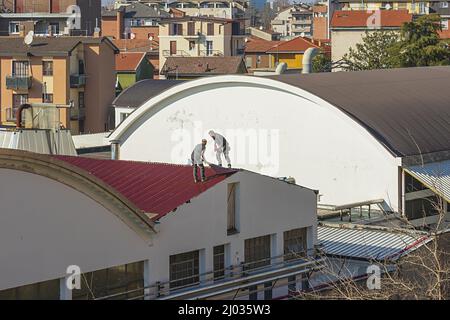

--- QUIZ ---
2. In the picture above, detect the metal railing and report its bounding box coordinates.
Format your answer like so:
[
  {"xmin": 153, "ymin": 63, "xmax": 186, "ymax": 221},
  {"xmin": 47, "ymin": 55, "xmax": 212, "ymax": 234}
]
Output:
[
  {"xmin": 70, "ymin": 74, "xmax": 86, "ymax": 88},
  {"xmin": 162, "ymin": 50, "xmax": 190, "ymax": 57},
  {"xmin": 94, "ymin": 250, "xmax": 322, "ymax": 300},
  {"xmin": 6, "ymin": 75, "xmax": 32, "ymax": 90},
  {"xmin": 199, "ymin": 50, "xmax": 223, "ymax": 57}
]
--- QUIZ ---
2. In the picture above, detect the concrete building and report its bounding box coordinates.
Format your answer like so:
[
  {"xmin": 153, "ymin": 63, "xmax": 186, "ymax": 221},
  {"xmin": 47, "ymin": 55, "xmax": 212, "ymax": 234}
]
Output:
[
  {"xmin": 101, "ymin": 2, "xmax": 168, "ymax": 40},
  {"xmin": 271, "ymin": 4, "xmax": 313, "ymax": 38},
  {"xmin": 330, "ymin": 10, "xmax": 412, "ymax": 64},
  {"xmin": 107, "ymin": 67, "xmax": 450, "ymax": 225},
  {"xmin": 337, "ymin": 0, "xmax": 433, "ymax": 14},
  {"xmin": 158, "ymin": 16, "xmax": 245, "ymax": 73},
  {"xmin": 0, "ymin": 36, "xmax": 118, "ymax": 134},
  {"xmin": 0, "ymin": 0, "xmax": 101, "ymax": 36},
  {"xmin": 0, "ymin": 148, "xmax": 319, "ymax": 300}
]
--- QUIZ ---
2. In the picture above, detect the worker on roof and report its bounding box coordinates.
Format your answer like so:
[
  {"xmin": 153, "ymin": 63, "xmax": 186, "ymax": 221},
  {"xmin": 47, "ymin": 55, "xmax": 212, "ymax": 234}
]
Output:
[
  {"xmin": 191, "ymin": 139, "xmax": 207, "ymax": 183},
  {"xmin": 209, "ymin": 130, "xmax": 231, "ymax": 168}
]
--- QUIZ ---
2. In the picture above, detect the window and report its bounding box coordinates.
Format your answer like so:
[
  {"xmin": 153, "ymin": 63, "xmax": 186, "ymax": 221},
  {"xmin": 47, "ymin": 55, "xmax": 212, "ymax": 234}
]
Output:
[
  {"xmin": 78, "ymin": 92, "xmax": 85, "ymax": 109},
  {"xmin": 284, "ymin": 228, "xmax": 307, "ymax": 261},
  {"xmin": 189, "ymin": 40, "xmax": 195, "ymax": 51},
  {"xmin": 405, "ymin": 196, "xmax": 440, "ymax": 220},
  {"xmin": 188, "ymin": 22, "xmax": 195, "ymax": 36},
  {"xmin": 78, "ymin": 60, "xmax": 85, "ymax": 75},
  {"xmin": 43, "ymin": 61, "xmax": 53, "ymax": 76},
  {"xmin": 42, "ymin": 93, "xmax": 53, "ymax": 103},
  {"xmin": 9, "ymin": 22, "xmax": 20, "ymax": 34},
  {"xmin": 13, "ymin": 94, "xmax": 28, "ymax": 107},
  {"xmin": 50, "ymin": 23, "xmax": 59, "ymax": 35},
  {"xmin": 213, "ymin": 245, "xmax": 225, "ymax": 280},
  {"xmin": 120, "ymin": 112, "xmax": 129, "ymax": 123},
  {"xmin": 405, "ymin": 172, "xmax": 428, "ymax": 193},
  {"xmin": 0, "ymin": 279, "xmax": 60, "ymax": 300},
  {"xmin": 244, "ymin": 235, "xmax": 271, "ymax": 271},
  {"xmin": 170, "ymin": 41, "xmax": 177, "ymax": 55},
  {"xmin": 170, "ymin": 250, "xmax": 200, "ymax": 289},
  {"xmin": 440, "ymin": 2, "xmax": 449, "ymax": 8},
  {"xmin": 245, "ymin": 56, "xmax": 253, "ymax": 68},
  {"xmin": 207, "ymin": 23, "xmax": 214, "ymax": 36},
  {"xmin": 442, "ymin": 20, "xmax": 449, "ymax": 31},
  {"xmin": 206, "ymin": 40, "xmax": 213, "ymax": 56},
  {"xmin": 171, "ymin": 23, "xmax": 183, "ymax": 35},
  {"xmin": 227, "ymin": 183, "xmax": 239, "ymax": 235},
  {"xmin": 72, "ymin": 261, "xmax": 144, "ymax": 300},
  {"xmin": 244, "ymin": 235, "xmax": 271, "ymax": 300},
  {"xmin": 12, "ymin": 61, "xmax": 29, "ymax": 76}
]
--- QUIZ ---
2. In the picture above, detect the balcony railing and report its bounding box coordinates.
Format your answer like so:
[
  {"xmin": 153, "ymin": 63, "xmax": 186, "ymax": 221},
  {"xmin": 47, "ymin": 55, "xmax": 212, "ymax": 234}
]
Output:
[
  {"xmin": 6, "ymin": 75, "xmax": 32, "ymax": 90},
  {"xmin": 162, "ymin": 50, "xmax": 190, "ymax": 57},
  {"xmin": 199, "ymin": 50, "xmax": 223, "ymax": 57},
  {"xmin": 70, "ymin": 74, "xmax": 86, "ymax": 88},
  {"xmin": 70, "ymin": 107, "xmax": 85, "ymax": 120}
]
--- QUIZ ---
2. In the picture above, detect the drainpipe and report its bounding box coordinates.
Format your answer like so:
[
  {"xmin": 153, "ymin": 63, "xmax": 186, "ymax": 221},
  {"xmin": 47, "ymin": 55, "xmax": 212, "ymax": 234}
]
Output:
[
  {"xmin": 111, "ymin": 140, "xmax": 121, "ymax": 160},
  {"xmin": 302, "ymin": 47, "xmax": 319, "ymax": 74},
  {"xmin": 15, "ymin": 103, "xmax": 32, "ymax": 128}
]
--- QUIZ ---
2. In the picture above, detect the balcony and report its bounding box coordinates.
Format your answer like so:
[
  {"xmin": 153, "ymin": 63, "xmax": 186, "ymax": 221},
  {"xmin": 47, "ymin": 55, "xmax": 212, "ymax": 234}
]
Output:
[
  {"xmin": 70, "ymin": 74, "xmax": 86, "ymax": 88},
  {"xmin": 162, "ymin": 50, "xmax": 190, "ymax": 57},
  {"xmin": 6, "ymin": 75, "xmax": 32, "ymax": 90},
  {"xmin": 199, "ymin": 50, "xmax": 223, "ymax": 57},
  {"xmin": 70, "ymin": 107, "xmax": 85, "ymax": 120}
]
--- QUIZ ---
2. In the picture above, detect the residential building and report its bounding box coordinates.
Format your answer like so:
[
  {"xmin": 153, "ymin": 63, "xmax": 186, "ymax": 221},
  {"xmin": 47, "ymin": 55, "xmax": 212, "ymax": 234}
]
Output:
[
  {"xmin": 101, "ymin": 2, "xmax": 168, "ymax": 40},
  {"xmin": 0, "ymin": 0, "xmax": 101, "ymax": 36},
  {"xmin": 113, "ymin": 38, "xmax": 160, "ymax": 76},
  {"xmin": 116, "ymin": 52, "xmax": 154, "ymax": 94},
  {"xmin": 114, "ymin": 0, "xmax": 248, "ymax": 20},
  {"xmin": 158, "ymin": 16, "xmax": 246, "ymax": 73},
  {"xmin": 271, "ymin": 3, "xmax": 313, "ymax": 38},
  {"xmin": 0, "ymin": 148, "xmax": 319, "ymax": 300},
  {"xmin": 330, "ymin": 10, "xmax": 413, "ymax": 64},
  {"xmin": 108, "ymin": 67, "xmax": 450, "ymax": 225},
  {"xmin": 161, "ymin": 56, "xmax": 247, "ymax": 79},
  {"xmin": 265, "ymin": 36, "xmax": 319, "ymax": 70},
  {"xmin": 0, "ymin": 36, "xmax": 118, "ymax": 134},
  {"xmin": 337, "ymin": 0, "xmax": 432, "ymax": 14},
  {"xmin": 244, "ymin": 36, "xmax": 281, "ymax": 70}
]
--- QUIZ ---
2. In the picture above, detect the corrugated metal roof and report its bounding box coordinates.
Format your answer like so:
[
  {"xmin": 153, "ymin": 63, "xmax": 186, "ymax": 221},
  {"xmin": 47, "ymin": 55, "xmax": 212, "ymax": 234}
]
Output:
[
  {"xmin": 318, "ymin": 226, "xmax": 429, "ymax": 261},
  {"xmin": 405, "ymin": 160, "xmax": 450, "ymax": 202},
  {"xmin": 53, "ymin": 156, "xmax": 238, "ymax": 220},
  {"xmin": 271, "ymin": 66, "xmax": 450, "ymax": 157}
]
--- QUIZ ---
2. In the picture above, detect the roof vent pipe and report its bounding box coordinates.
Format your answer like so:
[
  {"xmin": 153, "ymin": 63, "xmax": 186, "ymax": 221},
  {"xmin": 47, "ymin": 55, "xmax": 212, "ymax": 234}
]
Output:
[
  {"xmin": 275, "ymin": 62, "xmax": 287, "ymax": 74},
  {"xmin": 302, "ymin": 47, "xmax": 319, "ymax": 74},
  {"xmin": 16, "ymin": 104, "xmax": 32, "ymax": 128}
]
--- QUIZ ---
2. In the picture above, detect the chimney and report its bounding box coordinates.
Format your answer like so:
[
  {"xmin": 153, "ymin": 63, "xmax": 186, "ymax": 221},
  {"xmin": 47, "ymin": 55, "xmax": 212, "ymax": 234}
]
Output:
[
  {"xmin": 116, "ymin": 7, "xmax": 125, "ymax": 40},
  {"xmin": 19, "ymin": 24, "xmax": 26, "ymax": 37}
]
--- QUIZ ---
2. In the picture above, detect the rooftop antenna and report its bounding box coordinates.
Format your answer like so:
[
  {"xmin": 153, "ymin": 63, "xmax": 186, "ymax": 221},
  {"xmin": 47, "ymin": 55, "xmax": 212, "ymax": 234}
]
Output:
[{"xmin": 24, "ymin": 31, "xmax": 34, "ymax": 46}]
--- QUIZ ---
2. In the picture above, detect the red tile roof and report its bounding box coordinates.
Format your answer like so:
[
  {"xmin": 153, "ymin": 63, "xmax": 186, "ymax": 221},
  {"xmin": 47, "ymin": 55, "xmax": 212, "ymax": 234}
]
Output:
[
  {"xmin": 54, "ymin": 156, "xmax": 238, "ymax": 220},
  {"xmin": 115, "ymin": 52, "xmax": 146, "ymax": 72},
  {"xmin": 331, "ymin": 10, "xmax": 412, "ymax": 28},
  {"xmin": 244, "ymin": 36, "xmax": 282, "ymax": 53},
  {"xmin": 113, "ymin": 39, "xmax": 159, "ymax": 52},
  {"xmin": 266, "ymin": 36, "xmax": 319, "ymax": 53}
]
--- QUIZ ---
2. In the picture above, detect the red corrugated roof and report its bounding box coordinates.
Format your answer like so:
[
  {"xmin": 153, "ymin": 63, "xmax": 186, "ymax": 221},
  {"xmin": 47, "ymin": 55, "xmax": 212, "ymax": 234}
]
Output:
[
  {"xmin": 266, "ymin": 36, "xmax": 319, "ymax": 53},
  {"xmin": 331, "ymin": 10, "xmax": 412, "ymax": 28},
  {"xmin": 53, "ymin": 156, "xmax": 238, "ymax": 220},
  {"xmin": 115, "ymin": 52, "xmax": 146, "ymax": 72}
]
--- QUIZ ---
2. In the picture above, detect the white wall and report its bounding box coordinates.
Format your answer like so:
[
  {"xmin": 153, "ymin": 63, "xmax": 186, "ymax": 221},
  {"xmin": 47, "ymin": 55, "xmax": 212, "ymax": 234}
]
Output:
[
  {"xmin": 0, "ymin": 167, "xmax": 317, "ymax": 299},
  {"xmin": 0, "ymin": 169, "xmax": 151, "ymax": 290},
  {"xmin": 112, "ymin": 78, "xmax": 401, "ymax": 210}
]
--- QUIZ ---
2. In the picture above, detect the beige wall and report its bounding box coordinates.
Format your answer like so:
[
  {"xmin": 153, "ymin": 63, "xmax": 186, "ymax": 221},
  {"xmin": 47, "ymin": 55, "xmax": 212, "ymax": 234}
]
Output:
[{"xmin": 83, "ymin": 42, "xmax": 116, "ymax": 133}]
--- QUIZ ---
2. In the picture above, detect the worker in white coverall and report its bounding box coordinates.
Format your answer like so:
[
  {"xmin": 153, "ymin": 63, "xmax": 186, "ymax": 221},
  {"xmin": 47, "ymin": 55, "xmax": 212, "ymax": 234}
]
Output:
[
  {"xmin": 209, "ymin": 130, "xmax": 231, "ymax": 168},
  {"xmin": 191, "ymin": 139, "xmax": 207, "ymax": 183}
]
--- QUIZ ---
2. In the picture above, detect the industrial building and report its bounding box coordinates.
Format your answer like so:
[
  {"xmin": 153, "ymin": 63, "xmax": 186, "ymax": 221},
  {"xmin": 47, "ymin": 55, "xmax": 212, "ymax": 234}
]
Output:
[
  {"xmin": 108, "ymin": 67, "xmax": 450, "ymax": 225},
  {"xmin": 0, "ymin": 148, "xmax": 319, "ymax": 300}
]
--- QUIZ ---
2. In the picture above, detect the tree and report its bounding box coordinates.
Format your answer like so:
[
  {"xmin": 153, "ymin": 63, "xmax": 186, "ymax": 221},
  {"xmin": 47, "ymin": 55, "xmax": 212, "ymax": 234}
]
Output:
[
  {"xmin": 392, "ymin": 14, "xmax": 450, "ymax": 67},
  {"xmin": 342, "ymin": 30, "xmax": 399, "ymax": 71},
  {"xmin": 312, "ymin": 54, "xmax": 332, "ymax": 73}
]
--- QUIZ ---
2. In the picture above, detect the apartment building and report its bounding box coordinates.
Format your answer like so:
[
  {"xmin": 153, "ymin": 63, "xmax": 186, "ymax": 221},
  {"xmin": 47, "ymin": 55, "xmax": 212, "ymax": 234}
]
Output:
[
  {"xmin": 0, "ymin": 36, "xmax": 118, "ymax": 134},
  {"xmin": 330, "ymin": 10, "xmax": 413, "ymax": 64},
  {"xmin": 158, "ymin": 16, "xmax": 245, "ymax": 72},
  {"xmin": 337, "ymin": 0, "xmax": 433, "ymax": 14},
  {"xmin": 101, "ymin": 2, "xmax": 169, "ymax": 40},
  {"xmin": 0, "ymin": 0, "xmax": 101, "ymax": 36},
  {"xmin": 271, "ymin": 4, "xmax": 313, "ymax": 38}
]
